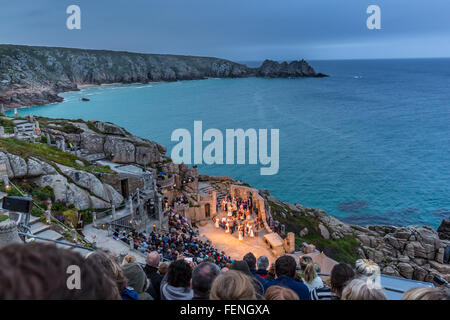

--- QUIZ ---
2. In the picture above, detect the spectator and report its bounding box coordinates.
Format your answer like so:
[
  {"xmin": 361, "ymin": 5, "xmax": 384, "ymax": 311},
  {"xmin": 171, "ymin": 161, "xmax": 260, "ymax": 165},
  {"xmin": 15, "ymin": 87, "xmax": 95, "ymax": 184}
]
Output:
[
  {"xmin": 191, "ymin": 262, "xmax": 221, "ymax": 300},
  {"xmin": 210, "ymin": 270, "xmax": 257, "ymax": 300},
  {"xmin": 221, "ymin": 267, "xmax": 229, "ymax": 273},
  {"xmin": 341, "ymin": 278, "xmax": 387, "ymax": 300},
  {"xmin": 143, "ymin": 251, "xmax": 162, "ymax": 300},
  {"xmin": 264, "ymin": 255, "xmax": 311, "ymax": 300},
  {"xmin": 264, "ymin": 285, "xmax": 299, "ymax": 300},
  {"xmin": 256, "ymin": 256, "xmax": 270, "ymax": 279},
  {"xmin": 301, "ymin": 262, "xmax": 324, "ymax": 291},
  {"xmin": 123, "ymin": 262, "xmax": 153, "ymax": 300},
  {"xmin": 122, "ymin": 254, "xmax": 136, "ymax": 265},
  {"xmin": 311, "ymin": 262, "xmax": 355, "ymax": 300},
  {"xmin": 402, "ymin": 287, "xmax": 450, "ymax": 300},
  {"xmin": 0, "ymin": 243, "xmax": 120, "ymax": 300},
  {"xmin": 158, "ymin": 262, "xmax": 169, "ymax": 276},
  {"xmin": 298, "ymin": 256, "xmax": 313, "ymax": 278},
  {"xmin": 86, "ymin": 249, "xmax": 134, "ymax": 300},
  {"xmin": 231, "ymin": 260, "xmax": 264, "ymax": 298},
  {"xmin": 161, "ymin": 260, "xmax": 193, "ymax": 300},
  {"xmin": 266, "ymin": 263, "xmax": 276, "ymax": 281}
]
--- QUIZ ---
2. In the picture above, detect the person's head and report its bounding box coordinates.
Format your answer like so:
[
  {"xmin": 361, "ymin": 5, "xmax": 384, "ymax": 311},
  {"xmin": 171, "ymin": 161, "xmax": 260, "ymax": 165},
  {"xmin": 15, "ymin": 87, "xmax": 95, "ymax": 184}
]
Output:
[
  {"xmin": 122, "ymin": 262, "xmax": 149, "ymax": 294},
  {"xmin": 221, "ymin": 267, "xmax": 229, "ymax": 273},
  {"xmin": 341, "ymin": 278, "xmax": 387, "ymax": 300},
  {"xmin": 0, "ymin": 243, "xmax": 120, "ymax": 299},
  {"xmin": 86, "ymin": 249, "xmax": 127, "ymax": 293},
  {"xmin": 330, "ymin": 263, "xmax": 355, "ymax": 297},
  {"xmin": 146, "ymin": 251, "xmax": 160, "ymax": 268},
  {"xmin": 303, "ymin": 263, "xmax": 318, "ymax": 284},
  {"xmin": 158, "ymin": 263, "xmax": 169, "ymax": 275},
  {"xmin": 231, "ymin": 260, "xmax": 252, "ymax": 276},
  {"xmin": 210, "ymin": 270, "xmax": 257, "ymax": 300},
  {"xmin": 268, "ymin": 263, "xmax": 276, "ymax": 278},
  {"xmin": 264, "ymin": 285, "xmax": 299, "ymax": 300},
  {"xmin": 299, "ymin": 256, "xmax": 313, "ymax": 271},
  {"xmin": 275, "ymin": 255, "xmax": 297, "ymax": 278},
  {"xmin": 402, "ymin": 287, "xmax": 450, "ymax": 300},
  {"xmin": 355, "ymin": 259, "xmax": 380, "ymax": 277},
  {"xmin": 167, "ymin": 260, "xmax": 192, "ymax": 288},
  {"xmin": 257, "ymin": 256, "xmax": 269, "ymax": 271},
  {"xmin": 191, "ymin": 262, "xmax": 221, "ymax": 299},
  {"xmin": 243, "ymin": 252, "xmax": 257, "ymax": 270},
  {"xmin": 122, "ymin": 254, "xmax": 136, "ymax": 265}
]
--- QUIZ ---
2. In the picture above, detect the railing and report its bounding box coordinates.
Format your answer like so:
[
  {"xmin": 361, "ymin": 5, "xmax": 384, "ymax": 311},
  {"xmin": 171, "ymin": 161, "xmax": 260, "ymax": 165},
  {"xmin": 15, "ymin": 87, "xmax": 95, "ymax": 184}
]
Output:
[
  {"xmin": 6, "ymin": 179, "xmax": 93, "ymax": 247},
  {"xmin": 18, "ymin": 232, "xmax": 94, "ymax": 252}
]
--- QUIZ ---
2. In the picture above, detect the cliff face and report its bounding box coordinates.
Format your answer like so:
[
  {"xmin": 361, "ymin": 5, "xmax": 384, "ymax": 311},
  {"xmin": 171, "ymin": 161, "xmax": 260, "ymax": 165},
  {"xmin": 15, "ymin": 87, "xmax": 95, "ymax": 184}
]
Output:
[{"xmin": 0, "ymin": 45, "xmax": 323, "ymax": 108}]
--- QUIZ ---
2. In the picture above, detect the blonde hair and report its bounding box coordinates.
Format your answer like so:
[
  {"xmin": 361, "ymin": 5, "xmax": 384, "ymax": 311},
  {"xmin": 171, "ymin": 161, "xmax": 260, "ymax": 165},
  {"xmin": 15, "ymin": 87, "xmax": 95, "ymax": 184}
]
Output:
[
  {"xmin": 341, "ymin": 278, "xmax": 387, "ymax": 300},
  {"xmin": 264, "ymin": 285, "xmax": 299, "ymax": 300},
  {"xmin": 122, "ymin": 254, "xmax": 136, "ymax": 265},
  {"xmin": 210, "ymin": 270, "xmax": 257, "ymax": 300},
  {"xmin": 158, "ymin": 263, "xmax": 169, "ymax": 275},
  {"xmin": 402, "ymin": 287, "xmax": 449, "ymax": 300},
  {"xmin": 303, "ymin": 263, "xmax": 317, "ymax": 284},
  {"xmin": 355, "ymin": 259, "xmax": 380, "ymax": 277}
]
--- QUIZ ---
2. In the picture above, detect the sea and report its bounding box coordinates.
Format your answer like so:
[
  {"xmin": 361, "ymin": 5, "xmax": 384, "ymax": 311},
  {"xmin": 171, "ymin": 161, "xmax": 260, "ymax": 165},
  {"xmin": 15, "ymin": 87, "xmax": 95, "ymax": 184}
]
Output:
[{"xmin": 7, "ymin": 59, "xmax": 450, "ymax": 228}]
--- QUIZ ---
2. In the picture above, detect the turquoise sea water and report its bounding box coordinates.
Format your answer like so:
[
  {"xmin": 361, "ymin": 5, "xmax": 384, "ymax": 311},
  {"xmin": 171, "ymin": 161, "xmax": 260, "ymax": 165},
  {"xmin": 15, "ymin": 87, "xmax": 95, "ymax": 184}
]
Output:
[{"xmin": 8, "ymin": 59, "xmax": 450, "ymax": 228}]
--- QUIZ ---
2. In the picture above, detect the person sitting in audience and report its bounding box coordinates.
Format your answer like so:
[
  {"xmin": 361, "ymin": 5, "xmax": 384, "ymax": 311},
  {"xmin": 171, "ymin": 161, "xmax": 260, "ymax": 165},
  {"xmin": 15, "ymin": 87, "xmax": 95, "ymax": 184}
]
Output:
[
  {"xmin": 266, "ymin": 263, "xmax": 276, "ymax": 281},
  {"xmin": 161, "ymin": 259, "xmax": 194, "ymax": 300},
  {"xmin": 311, "ymin": 262, "xmax": 355, "ymax": 300},
  {"xmin": 85, "ymin": 249, "xmax": 134, "ymax": 300},
  {"xmin": 191, "ymin": 262, "xmax": 221, "ymax": 300},
  {"xmin": 341, "ymin": 277, "xmax": 387, "ymax": 300},
  {"xmin": 401, "ymin": 287, "xmax": 450, "ymax": 300},
  {"xmin": 300, "ymin": 261, "xmax": 324, "ymax": 291},
  {"xmin": 264, "ymin": 255, "xmax": 311, "ymax": 300},
  {"xmin": 210, "ymin": 270, "xmax": 257, "ymax": 300},
  {"xmin": 264, "ymin": 285, "xmax": 299, "ymax": 300},
  {"xmin": 243, "ymin": 252, "xmax": 266, "ymax": 286},
  {"xmin": 158, "ymin": 262, "xmax": 169, "ymax": 276},
  {"xmin": 122, "ymin": 254, "xmax": 136, "ymax": 265},
  {"xmin": 231, "ymin": 260, "xmax": 264, "ymax": 299},
  {"xmin": 123, "ymin": 262, "xmax": 153, "ymax": 300},
  {"xmin": 256, "ymin": 256, "xmax": 270, "ymax": 279},
  {"xmin": 143, "ymin": 251, "xmax": 163, "ymax": 300},
  {"xmin": 0, "ymin": 243, "xmax": 119, "ymax": 300}
]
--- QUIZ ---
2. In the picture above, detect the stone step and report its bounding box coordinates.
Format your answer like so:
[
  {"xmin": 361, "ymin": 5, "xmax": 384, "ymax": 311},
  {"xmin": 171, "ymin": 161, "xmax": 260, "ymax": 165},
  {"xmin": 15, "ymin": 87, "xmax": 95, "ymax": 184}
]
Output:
[
  {"xmin": 29, "ymin": 215, "xmax": 41, "ymax": 225},
  {"xmin": 31, "ymin": 221, "xmax": 51, "ymax": 234},
  {"xmin": 35, "ymin": 229, "xmax": 64, "ymax": 242}
]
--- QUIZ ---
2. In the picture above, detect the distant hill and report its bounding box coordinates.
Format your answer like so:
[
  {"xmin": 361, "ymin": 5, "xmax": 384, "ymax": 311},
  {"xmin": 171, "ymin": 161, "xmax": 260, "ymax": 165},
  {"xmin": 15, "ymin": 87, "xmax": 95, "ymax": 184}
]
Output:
[{"xmin": 0, "ymin": 44, "xmax": 325, "ymax": 108}]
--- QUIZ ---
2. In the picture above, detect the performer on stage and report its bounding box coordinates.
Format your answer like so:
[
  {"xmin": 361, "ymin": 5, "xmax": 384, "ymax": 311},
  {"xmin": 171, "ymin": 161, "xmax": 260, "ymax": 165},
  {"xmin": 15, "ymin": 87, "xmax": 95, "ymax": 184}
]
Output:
[
  {"xmin": 249, "ymin": 223, "xmax": 255, "ymax": 238},
  {"xmin": 225, "ymin": 221, "xmax": 230, "ymax": 233},
  {"xmin": 238, "ymin": 225, "xmax": 243, "ymax": 241},
  {"xmin": 215, "ymin": 216, "xmax": 220, "ymax": 229}
]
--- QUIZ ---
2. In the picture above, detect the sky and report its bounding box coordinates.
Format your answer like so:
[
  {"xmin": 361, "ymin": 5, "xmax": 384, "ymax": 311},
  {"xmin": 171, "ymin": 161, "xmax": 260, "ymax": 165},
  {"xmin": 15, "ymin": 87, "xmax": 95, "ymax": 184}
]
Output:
[{"xmin": 0, "ymin": 0, "xmax": 449, "ymax": 61}]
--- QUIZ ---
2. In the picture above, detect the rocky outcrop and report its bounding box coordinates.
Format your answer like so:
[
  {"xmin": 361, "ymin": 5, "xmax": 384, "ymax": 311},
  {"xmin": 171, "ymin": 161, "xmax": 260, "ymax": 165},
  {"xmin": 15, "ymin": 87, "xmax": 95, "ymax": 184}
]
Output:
[
  {"xmin": 0, "ymin": 45, "xmax": 324, "ymax": 108},
  {"xmin": 438, "ymin": 219, "xmax": 450, "ymax": 240}
]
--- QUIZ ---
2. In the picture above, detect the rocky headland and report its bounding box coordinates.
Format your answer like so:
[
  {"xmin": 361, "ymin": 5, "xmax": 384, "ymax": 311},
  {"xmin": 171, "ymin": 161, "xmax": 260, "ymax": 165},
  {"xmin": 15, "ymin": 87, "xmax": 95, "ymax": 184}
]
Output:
[{"xmin": 0, "ymin": 45, "xmax": 326, "ymax": 108}]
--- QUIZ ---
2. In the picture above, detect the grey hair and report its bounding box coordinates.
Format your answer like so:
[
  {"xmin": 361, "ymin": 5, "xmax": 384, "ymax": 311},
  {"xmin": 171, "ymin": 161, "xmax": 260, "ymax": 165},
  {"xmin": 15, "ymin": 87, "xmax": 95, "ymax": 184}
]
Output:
[
  {"xmin": 192, "ymin": 262, "xmax": 221, "ymax": 298},
  {"xmin": 257, "ymin": 256, "xmax": 269, "ymax": 270}
]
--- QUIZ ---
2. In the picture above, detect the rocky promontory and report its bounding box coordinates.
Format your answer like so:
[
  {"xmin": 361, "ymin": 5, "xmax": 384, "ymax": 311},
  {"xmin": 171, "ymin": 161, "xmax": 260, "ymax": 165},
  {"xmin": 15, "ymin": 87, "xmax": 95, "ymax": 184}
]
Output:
[{"xmin": 0, "ymin": 45, "xmax": 325, "ymax": 108}]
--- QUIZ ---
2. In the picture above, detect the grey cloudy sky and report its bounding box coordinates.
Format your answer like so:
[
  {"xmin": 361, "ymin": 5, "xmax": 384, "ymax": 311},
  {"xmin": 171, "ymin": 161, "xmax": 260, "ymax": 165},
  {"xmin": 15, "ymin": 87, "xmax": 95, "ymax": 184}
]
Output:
[{"xmin": 0, "ymin": 0, "xmax": 449, "ymax": 60}]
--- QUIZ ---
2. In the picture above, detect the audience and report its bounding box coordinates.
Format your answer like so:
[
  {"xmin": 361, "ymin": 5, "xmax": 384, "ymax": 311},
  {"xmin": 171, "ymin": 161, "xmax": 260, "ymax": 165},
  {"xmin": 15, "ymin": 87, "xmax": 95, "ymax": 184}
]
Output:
[
  {"xmin": 341, "ymin": 277, "xmax": 387, "ymax": 300},
  {"xmin": 264, "ymin": 285, "xmax": 299, "ymax": 300},
  {"xmin": 161, "ymin": 259, "xmax": 193, "ymax": 300},
  {"xmin": 86, "ymin": 250, "xmax": 138, "ymax": 300},
  {"xmin": 264, "ymin": 255, "xmax": 311, "ymax": 300},
  {"xmin": 210, "ymin": 270, "xmax": 257, "ymax": 300},
  {"xmin": 191, "ymin": 262, "xmax": 221, "ymax": 300},
  {"xmin": 0, "ymin": 243, "xmax": 120, "ymax": 300},
  {"xmin": 143, "ymin": 251, "xmax": 163, "ymax": 300},
  {"xmin": 402, "ymin": 287, "xmax": 450, "ymax": 300},
  {"xmin": 158, "ymin": 263, "xmax": 169, "ymax": 276},
  {"xmin": 122, "ymin": 254, "xmax": 136, "ymax": 265},
  {"xmin": 311, "ymin": 263, "xmax": 355, "ymax": 300},
  {"xmin": 123, "ymin": 262, "xmax": 153, "ymax": 300}
]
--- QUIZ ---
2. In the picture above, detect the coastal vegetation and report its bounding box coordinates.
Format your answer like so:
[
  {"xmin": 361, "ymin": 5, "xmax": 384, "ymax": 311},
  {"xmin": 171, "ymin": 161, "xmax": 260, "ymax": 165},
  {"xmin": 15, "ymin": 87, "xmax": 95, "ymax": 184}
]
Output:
[{"xmin": 0, "ymin": 138, "xmax": 113, "ymax": 174}]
